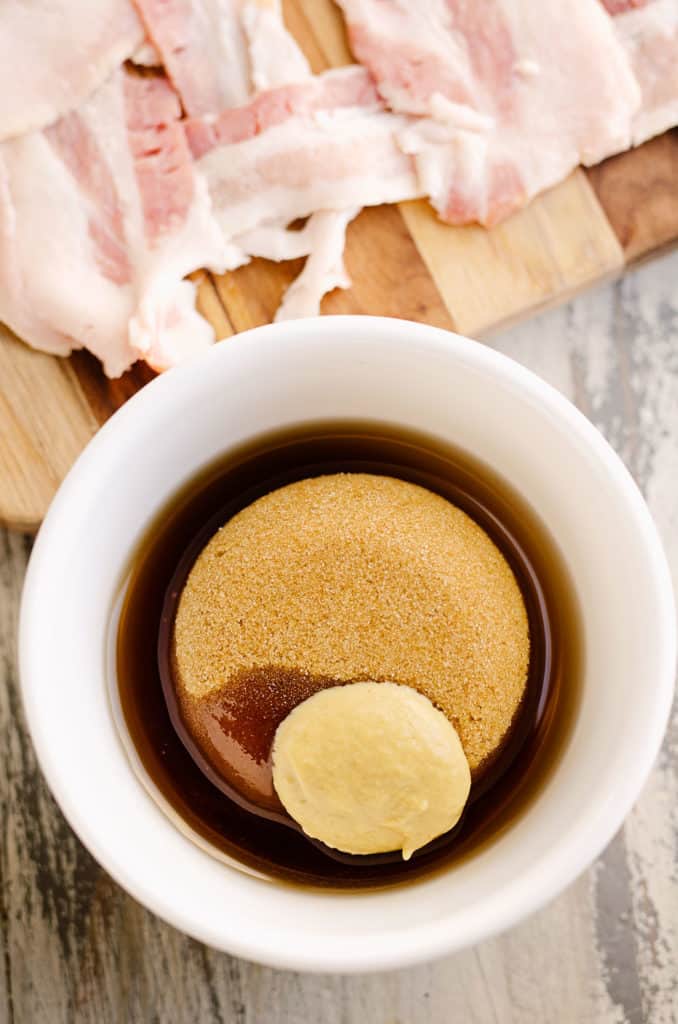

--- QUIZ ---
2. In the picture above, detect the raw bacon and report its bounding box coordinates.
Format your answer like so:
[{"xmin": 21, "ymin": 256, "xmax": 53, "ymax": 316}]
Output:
[
  {"xmin": 142, "ymin": 1, "xmax": 369, "ymax": 318},
  {"xmin": 123, "ymin": 74, "xmax": 227, "ymax": 370},
  {"xmin": 131, "ymin": 0, "xmax": 251, "ymax": 114},
  {"xmin": 0, "ymin": 70, "xmax": 225, "ymax": 376},
  {"xmin": 603, "ymin": 0, "xmax": 678, "ymax": 144},
  {"xmin": 0, "ymin": 0, "xmax": 144, "ymax": 141},
  {"xmin": 185, "ymin": 65, "xmax": 381, "ymax": 157},
  {"xmin": 5, "ymin": 0, "xmax": 677, "ymax": 374},
  {"xmin": 601, "ymin": 0, "xmax": 650, "ymax": 13},
  {"xmin": 0, "ymin": 157, "xmax": 76, "ymax": 359},
  {"xmin": 164, "ymin": 2, "xmax": 360, "ymax": 319},
  {"xmin": 336, "ymin": 0, "xmax": 641, "ymax": 225},
  {"xmin": 187, "ymin": 67, "xmax": 421, "ymax": 243},
  {"xmin": 131, "ymin": 0, "xmax": 309, "ymax": 114},
  {"xmin": 241, "ymin": 1, "xmax": 311, "ymax": 92},
  {"xmin": 273, "ymin": 208, "xmax": 360, "ymax": 321}
]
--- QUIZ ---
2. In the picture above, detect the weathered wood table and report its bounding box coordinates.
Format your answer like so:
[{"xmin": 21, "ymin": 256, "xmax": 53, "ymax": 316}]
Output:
[{"xmin": 1, "ymin": 253, "xmax": 676, "ymax": 1023}]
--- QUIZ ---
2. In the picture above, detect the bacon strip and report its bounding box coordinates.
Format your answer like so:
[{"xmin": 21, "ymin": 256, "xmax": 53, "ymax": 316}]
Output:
[
  {"xmin": 273, "ymin": 207, "xmax": 360, "ymax": 321},
  {"xmin": 131, "ymin": 0, "xmax": 309, "ymax": 114},
  {"xmin": 132, "ymin": 0, "xmax": 250, "ymax": 114},
  {"xmin": 187, "ymin": 66, "xmax": 421, "ymax": 244},
  {"xmin": 603, "ymin": 0, "xmax": 678, "ymax": 144},
  {"xmin": 0, "ymin": 0, "xmax": 144, "ymax": 141},
  {"xmin": 336, "ymin": 0, "xmax": 641, "ymax": 225},
  {"xmin": 601, "ymin": 0, "xmax": 650, "ymax": 13},
  {"xmin": 0, "ymin": 70, "xmax": 225, "ymax": 376}
]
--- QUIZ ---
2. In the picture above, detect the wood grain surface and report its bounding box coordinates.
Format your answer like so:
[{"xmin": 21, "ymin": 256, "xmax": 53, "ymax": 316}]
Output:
[
  {"xmin": 587, "ymin": 130, "xmax": 678, "ymax": 263},
  {"xmin": 2, "ymin": 252, "xmax": 677, "ymax": 1024},
  {"xmin": 7, "ymin": 0, "xmax": 678, "ymax": 531}
]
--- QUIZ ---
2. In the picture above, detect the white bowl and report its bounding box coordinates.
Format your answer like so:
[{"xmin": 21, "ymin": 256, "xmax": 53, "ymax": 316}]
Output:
[{"xmin": 20, "ymin": 316, "xmax": 675, "ymax": 973}]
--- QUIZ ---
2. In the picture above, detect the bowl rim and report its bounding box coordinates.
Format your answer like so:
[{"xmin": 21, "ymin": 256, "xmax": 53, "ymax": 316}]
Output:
[{"xmin": 19, "ymin": 315, "xmax": 677, "ymax": 972}]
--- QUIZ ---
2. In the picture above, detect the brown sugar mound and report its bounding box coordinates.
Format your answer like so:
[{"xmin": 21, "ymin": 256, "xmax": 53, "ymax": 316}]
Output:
[{"xmin": 173, "ymin": 473, "xmax": 530, "ymax": 774}]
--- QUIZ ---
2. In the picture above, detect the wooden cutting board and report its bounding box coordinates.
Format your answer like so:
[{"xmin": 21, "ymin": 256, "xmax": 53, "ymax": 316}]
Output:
[{"xmin": 3, "ymin": 0, "xmax": 678, "ymax": 532}]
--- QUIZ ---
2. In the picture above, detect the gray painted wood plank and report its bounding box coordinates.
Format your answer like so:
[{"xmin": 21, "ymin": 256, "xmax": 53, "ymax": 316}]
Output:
[{"xmin": 494, "ymin": 252, "xmax": 678, "ymax": 1024}]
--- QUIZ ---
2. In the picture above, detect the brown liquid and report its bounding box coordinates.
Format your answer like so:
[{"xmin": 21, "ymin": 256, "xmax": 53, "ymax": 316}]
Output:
[{"xmin": 116, "ymin": 422, "xmax": 582, "ymax": 889}]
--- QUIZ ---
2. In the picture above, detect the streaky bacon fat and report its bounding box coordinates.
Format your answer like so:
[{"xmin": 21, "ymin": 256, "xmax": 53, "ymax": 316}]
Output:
[{"xmin": 336, "ymin": 0, "xmax": 641, "ymax": 225}]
